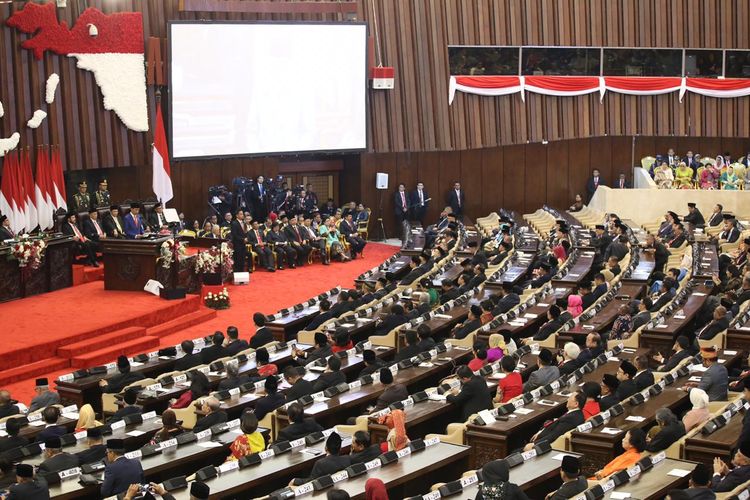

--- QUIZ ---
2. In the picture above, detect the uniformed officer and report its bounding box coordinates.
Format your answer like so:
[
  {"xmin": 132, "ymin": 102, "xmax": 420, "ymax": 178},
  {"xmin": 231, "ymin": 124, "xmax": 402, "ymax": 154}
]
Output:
[
  {"xmin": 72, "ymin": 181, "xmax": 91, "ymax": 212},
  {"xmin": 94, "ymin": 179, "xmax": 110, "ymax": 207}
]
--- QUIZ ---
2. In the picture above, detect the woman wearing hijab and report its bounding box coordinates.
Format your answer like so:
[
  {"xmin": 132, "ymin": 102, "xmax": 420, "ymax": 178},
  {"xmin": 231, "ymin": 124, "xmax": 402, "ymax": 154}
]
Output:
[
  {"xmin": 75, "ymin": 404, "xmax": 101, "ymax": 432},
  {"xmin": 700, "ymin": 163, "xmax": 720, "ymax": 189},
  {"xmin": 721, "ymin": 165, "xmax": 741, "ymax": 190},
  {"xmin": 486, "ymin": 334, "xmax": 505, "ymax": 363},
  {"xmin": 654, "ymin": 163, "xmax": 674, "ymax": 189},
  {"xmin": 365, "ymin": 478, "xmax": 388, "ymax": 500},
  {"xmin": 567, "ymin": 294, "xmax": 583, "ymax": 318},
  {"xmin": 475, "ymin": 459, "xmax": 529, "ymax": 500},
  {"xmin": 682, "ymin": 388, "xmax": 711, "ymax": 432},
  {"xmin": 377, "ymin": 409, "xmax": 409, "ymax": 452},
  {"xmin": 590, "ymin": 429, "xmax": 646, "ymax": 480}
]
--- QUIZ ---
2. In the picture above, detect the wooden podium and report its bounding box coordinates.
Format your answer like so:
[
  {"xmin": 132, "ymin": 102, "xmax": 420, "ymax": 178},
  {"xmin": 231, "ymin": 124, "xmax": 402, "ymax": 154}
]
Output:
[
  {"xmin": 102, "ymin": 236, "xmax": 176, "ymax": 291},
  {"xmin": 0, "ymin": 235, "xmax": 74, "ymax": 302}
]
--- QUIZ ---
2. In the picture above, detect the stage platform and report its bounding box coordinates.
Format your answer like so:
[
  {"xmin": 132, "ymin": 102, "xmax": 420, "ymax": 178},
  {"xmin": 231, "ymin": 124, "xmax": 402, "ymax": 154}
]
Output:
[{"xmin": 0, "ymin": 281, "xmax": 215, "ymax": 385}]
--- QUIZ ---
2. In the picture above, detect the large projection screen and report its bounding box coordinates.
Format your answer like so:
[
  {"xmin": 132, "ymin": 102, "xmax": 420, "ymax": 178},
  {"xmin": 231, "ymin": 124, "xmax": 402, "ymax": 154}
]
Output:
[{"xmin": 169, "ymin": 22, "xmax": 368, "ymax": 160}]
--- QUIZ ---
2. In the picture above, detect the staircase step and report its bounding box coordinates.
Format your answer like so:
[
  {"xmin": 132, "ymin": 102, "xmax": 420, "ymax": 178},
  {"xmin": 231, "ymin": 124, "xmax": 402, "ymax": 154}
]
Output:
[
  {"xmin": 57, "ymin": 327, "xmax": 147, "ymax": 359},
  {"xmin": 0, "ymin": 357, "xmax": 71, "ymax": 386},
  {"xmin": 145, "ymin": 308, "xmax": 217, "ymax": 338},
  {"xmin": 70, "ymin": 336, "xmax": 160, "ymax": 369},
  {"xmin": 83, "ymin": 266, "xmax": 104, "ymax": 283}
]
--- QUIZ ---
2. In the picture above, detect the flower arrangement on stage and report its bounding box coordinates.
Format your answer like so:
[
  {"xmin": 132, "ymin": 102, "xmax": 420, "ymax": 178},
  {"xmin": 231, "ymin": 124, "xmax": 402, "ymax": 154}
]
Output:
[
  {"xmin": 9, "ymin": 235, "xmax": 47, "ymax": 270},
  {"xmin": 158, "ymin": 239, "xmax": 187, "ymax": 269},
  {"xmin": 205, "ymin": 288, "xmax": 230, "ymax": 310},
  {"xmin": 194, "ymin": 242, "xmax": 233, "ymax": 276}
]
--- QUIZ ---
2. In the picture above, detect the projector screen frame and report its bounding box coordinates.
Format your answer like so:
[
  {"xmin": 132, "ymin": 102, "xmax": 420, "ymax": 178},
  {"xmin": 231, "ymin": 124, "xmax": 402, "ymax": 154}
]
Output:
[{"xmin": 167, "ymin": 20, "xmax": 370, "ymax": 162}]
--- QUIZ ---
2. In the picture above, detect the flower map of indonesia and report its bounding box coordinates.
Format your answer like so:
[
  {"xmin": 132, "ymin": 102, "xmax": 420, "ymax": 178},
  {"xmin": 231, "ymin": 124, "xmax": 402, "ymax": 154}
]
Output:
[{"xmin": 6, "ymin": 2, "xmax": 149, "ymax": 132}]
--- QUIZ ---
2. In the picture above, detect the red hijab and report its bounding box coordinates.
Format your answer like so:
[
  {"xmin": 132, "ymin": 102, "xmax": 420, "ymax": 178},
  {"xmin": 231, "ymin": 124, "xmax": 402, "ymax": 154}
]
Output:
[{"xmin": 365, "ymin": 478, "xmax": 388, "ymax": 500}]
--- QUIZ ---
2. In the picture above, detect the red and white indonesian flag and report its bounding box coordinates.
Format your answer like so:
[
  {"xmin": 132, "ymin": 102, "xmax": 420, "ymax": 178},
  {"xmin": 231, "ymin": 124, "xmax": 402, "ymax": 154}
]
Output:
[
  {"xmin": 152, "ymin": 102, "xmax": 173, "ymax": 205},
  {"xmin": 449, "ymin": 75, "xmax": 750, "ymax": 103}
]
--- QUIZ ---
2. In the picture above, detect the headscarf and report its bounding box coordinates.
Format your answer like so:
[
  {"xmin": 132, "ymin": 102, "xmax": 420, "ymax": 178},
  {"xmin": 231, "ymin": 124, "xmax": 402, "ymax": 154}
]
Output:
[
  {"xmin": 379, "ymin": 409, "xmax": 409, "ymax": 451},
  {"xmin": 479, "ymin": 460, "xmax": 510, "ymax": 499},
  {"xmin": 365, "ymin": 478, "xmax": 388, "ymax": 500},
  {"xmin": 689, "ymin": 388, "xmax": 709, "ymax": 410},
  {"xmin": 567, "ymin": 294, "xmax": 583, "ymax": 317},
  {"xmin": 76, "ymin": 404, "xmax": 101, "ymax": 431},
  {"xmin": 489, "ymin": 334, "xmax": 505, "ymax": 350}
]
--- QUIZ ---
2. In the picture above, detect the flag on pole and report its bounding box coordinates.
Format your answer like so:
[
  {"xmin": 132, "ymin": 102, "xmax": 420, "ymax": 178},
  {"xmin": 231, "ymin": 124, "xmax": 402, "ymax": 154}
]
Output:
[
  {"xmin": 35, "ymin": 147, "xmax": 54, "ymax": 231},
  {"xmin": 51, "ymin": 147, "xmax": 67, "ymax": 211},
  {"xmin": 8, "ymin": 152, "xmax": 25, "ymax": 233},
  {"xmin": 152, "ymin": 101, "xmax": 173, "ymax": 205},
  {"xmin": 21, "ymin": 149, "xmax": 37, "ymax": 232},
  {"xmin": 0, "ymin": 155, "xmax": 13, "ymax": 225}
]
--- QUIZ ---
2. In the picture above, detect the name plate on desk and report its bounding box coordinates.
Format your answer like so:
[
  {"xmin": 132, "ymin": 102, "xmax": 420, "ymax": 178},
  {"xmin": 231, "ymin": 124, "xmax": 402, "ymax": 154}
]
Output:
[
  {"xmin": 294, "ymin": 483, "xmax": 314, "ymax": 496},
  {"xmin": 58, "ymin": 467, "xmax": 81, "ymax": 480},
  {"xmin": 290, "ymin": 438, "xmax": 306, "ymax": 448},
  {"xmin": 58, "ymin": 373, "xmax": 75, "ymax": 382},
  {"xmin": 196, "ymin": 430, "xmax": 212, "ymax": 440},
  {"xmin": 125, "ymin": 450, "xmax": 142, "ymax": 459},
  {"xmin": 158, "ymin": 438, "xmax": 178, "ymax": 450},
  {"xmin": 228, "ymin": 387, "xmax": 241, "ymax": 397},
  {"xmin": 111, "ymin": 420, "xmax": 126, "ymax": 430},
  {"xmin": 146, "ymin": 383, "xmax": 162, "ymax": 391},
  {"xmin": 626, "ymin": 464, "xmax": 642, "ymax": 478},
  {"xmin": 365, "ymin": 458, "xmax": 381, "ymax": 471},
  {"xmin": 259, "ymin": 449, "xmax": 275, "ymax": 460},
  {"xmin": 460, "ymin": 474, "xmax": 479, "ymax": 487},
  {"xmin": 226, "ymin": 419, "xmax": 241, "ymax": 429},
  {"xmin": 577, "ymin": 422, "xmax": 593, "ymax": 432},
  {"xmin": 74, "ymin": 431, "xmax": 87, "ymax": 440},
  {"xmin": 396, "ymin": 448, "xmax": 411, "ymax": 458},
  {"xmin": 173, "ymin": 374, "xmax": 188, "ymax": 384},
  {"xmin": 331, "ymin": 470, "xmax": 349, "ymax": 483},
  {"xmin": 105, "ymin": 362, "xmax": 117, "ymax": 370},
  {"xmin": 218, "ymin": 460, "xmax": 239, "ymax": 474},
  {"xmin": 521, "ymin": 449, "xmax": 537, "ymax": 460}
]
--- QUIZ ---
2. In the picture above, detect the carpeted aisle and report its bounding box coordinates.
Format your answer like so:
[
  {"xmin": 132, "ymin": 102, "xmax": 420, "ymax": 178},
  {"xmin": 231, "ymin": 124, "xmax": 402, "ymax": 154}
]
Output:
[{"xmin": 3, "ymin": 242, "xmax": 399, "ymax": 403}]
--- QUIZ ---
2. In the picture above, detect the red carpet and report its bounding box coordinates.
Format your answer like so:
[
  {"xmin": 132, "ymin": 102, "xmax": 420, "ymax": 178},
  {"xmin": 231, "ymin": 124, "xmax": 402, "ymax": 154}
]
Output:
[{"xmin": 2, "ymin": 242, "xmax": 398, "ymax": 403}]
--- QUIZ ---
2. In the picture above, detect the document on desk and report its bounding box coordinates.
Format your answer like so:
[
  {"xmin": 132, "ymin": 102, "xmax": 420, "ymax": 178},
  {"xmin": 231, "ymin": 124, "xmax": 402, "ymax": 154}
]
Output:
[
  {"xmin": 537, "ymin": 400, "xmax": 557, "ymax": 407},
  {"xmin": 514, "ymin": 408, "xmax": 534, "ymax": 415},
  {"xmin": 625, "ymin": 416, "xmax": 645, "ymax": 422},
  {"xmin": 601, "ymin": 427, "xmax": 621, "ymax": 435},
  {"xmin": 668, "ymin": 468, "xmax": 692, "ymax": 477},
  {"xmin": 610, "ymin": 493, "xmax": 631, "ymax": 499},
  {"xmin": 197, "ymin": 441, "xmax": 223, "ymax": 448},
  {"xmin": 434, "ymin": 314, "xmax": 453, "ymax": 319},
  {"xmin": 126, "ymin": 430, "xmax": 146, "ymax": 437}
]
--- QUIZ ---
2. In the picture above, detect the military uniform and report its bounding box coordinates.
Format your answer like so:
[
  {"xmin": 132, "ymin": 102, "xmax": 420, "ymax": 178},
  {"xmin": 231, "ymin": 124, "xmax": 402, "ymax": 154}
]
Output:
[
  {"xmin": 94, "ymin": 189, "xmax": 110, "ymax": 207},
  {"xmin": 72, "ymin": 182, "xmax": 92, "ymax": 213}
]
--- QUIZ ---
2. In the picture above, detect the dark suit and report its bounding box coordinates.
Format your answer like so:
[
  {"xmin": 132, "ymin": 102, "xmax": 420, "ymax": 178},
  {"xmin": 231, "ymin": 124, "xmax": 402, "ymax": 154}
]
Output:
[
  {"xmin": 340, "ymin": 219, "xmax": 365, "ymax": 255},
  {"xmin": 599, "ymin": 394, "xmax": 619, "ymax": 412},
  {"xmin": 305, "ymin": 311, "xmax": 333, "ymax": 331},
  {"xmin": 417, "ymin": 337, "xmax": 436, "ymax": 353},
  {"xmin": 174, "ymin": 353, "xmax": 203, "ymax": 372},
  {"xmin": 533, "ymin": 319, "xmax": 563, "ymax": 341},
  {"xmin": 697, "ymin": 317, "xmax": 730, "ymax": 340},
  {"xmin": 440, "ymin": 288, "xmax": 460, "ymax": 305},
  {"xmin": 6, "ymin": 478, "xmax": 49, "ymax": 500},
  {"xmin": 372, "ymin": 384, "xmax": 409, "ymax": 412},
  {"xmin": 453, "ymin": 319, "xmax": 480, "ymax": 340},
  {"xmin": 350, "ymin": 444, "xmax": 383, "ymax": 464},
  {"xmin": 230, "ymin": 219, "xmax": 248, "ymax": 272},
  {"xmin": 36, "ymin": 425, "xmax": 67, "ymax": 443},
  {"xmin": 684, "ymin": 210, "xmax": 706, "ymax": 227},
  {"xmin": 613, "ymin": 178, "xmax": 631, "ymax": 189},
  {"xmin": 267, "ymin": 229, "xmax": 297, "ymax": 268},
  {"xmin": 671, "ymin": 487, "xmax": 716, "ymax": 499},
  {"xmin": 224, "ymin": 339, "xmax": 249, "ymax": 357},
  {"xmin": 200, "ymin": 344, "xmax": 227, "ymax": 365},
  {"xmin": 218, "ymin": 375, "xmax": 251, "ymax": 391},
  {"xmin": 375, "ymin": 313, "xmax": 409, "ymax": 336},
  {"xmin": 0, "ymin": 434, "xmax": 27, "ymax": 453},
  {"xmin": 631, "ymin": 311, "xmax": 652, "ymax": 332},
  {"xmin": 410, "ymin": 189, "xmax": 429, "ymax": 224},
  {"xmin": 192, "ymin": 410, "xmax": 228, "ymax": 434},
  {"xmin": 447, "ymin": 189, "xmax": 465, "ymax": 217},
  {"xmin": 394, "ymin": 190, "xmax": 410, "ymax": 225},
  {"xmin": 103, "ymin": 370, "xmax": 145, "ymax": 394},
  {"xmin": 395, "ymin": 344, "xmax": 423, "ymax": 363},
  {"xmin": 75, "ymin": 444, "xmax": 107, "ymax": 465},
  {"xmin": 645, "ymin": 422, "xmax": 685, "ymax": 452},
  {"xmin": 493, "ymin": 294, "xmax": 520, "ymax": 315},
  {"xmin": 659, "ymin": 349, "xmax": 691, "ymax": 372},
  {"xmin": 286, "ymin": 378, "xmax": 315, "ymax": 402},
  {"xmin": 711, "ymin": 465, "xmax": 750, "ymax": 492},
  {"xmin": 62, "ymin": 222, "xmax": 97, "ymax": 263},
  {"xmin": 248, "ymin": 228, "xmax": 273, "ymax": 269},
  {"xmin": 707, "ymin": 212, "xmax": 723, "ymax": 227},
  {"xmin": 592, "ymin": 283, "xmax": 608, "ymax": 302},
  {"xmin": 740, "ymin": 410, "xmax": 750, "ymax": 446},
  {"xmin": 312, "ymin": 371, "xmax": 346, "ymax": 392},
  {"xmin": 559, "ymin": 360, "xmax": 579, "ymax": 376},
  {"xmin": 277, "ymin": 418, "xmax": 324, "ymax": 442},
  {"xmin": 285, "ymin": 224, "xmax": 311, "ymax": 266},
  {"xmin": 0, "ymin": 226, "xmax": 14, "ymax": 241},
  {"xmin": 535, "ymin": 410, "xmax": 584, "ymax": 445},
  {"xmin": 446, "ymin": 375, "xmax": 493, "ymax": 421},
  {"xmin": 108, "ymin": 405, "xmax": 141, "ymax": 423},
  {"xmin": 615, "ymin": 379, "xmax": 639, "ymax": 401},
  {"xmin": 301, "ymin": 454, "xmax": 352, "ymax": 483},
  {"xmin": 586, "ymin": 176, "xmax": 605, "ymax": 201},
  {"xmin": 650, "ymin": 291, "xmax": 674, "ymax": 312},
  {"xmin": 249, "ymin": 327, "xmax": 274, "ymax": 349},
  {"xmin": 250, "ymin": 182, "xmax": 268, "ymax": 221},
  {"xmin": 82, "ymin": 217, "xmax": 106, "ymax": 244},
  {"xmin": 254, "ymin": 394, "xmax": 286, "ymax": 421},
  {"xmin": 549, "ymin": 476, "xmax": 588, "ymax": 500},
  {"xmin": 0, "ymin": 403, "xmax": 19, "ymax": 419},
  {"xmin": 634, "ymin": 370, "xmax": 654, "ymax": 391},
  {"xmin": 101, "ymin": 456, "xmax": 144, "ymax": 497},
  {"xmin": 301, "ymin": 344, "xmax": 333, "ymax": 367},
  {"xmin": 604, "ymin": 241, "xmax": 629, "ymax": 262},
  {"xmin": 38, "ymin": 452, "xmax": 79, "ymax": 479},
  {"xmin": 668, "ymin": 233, "xmax": 687, "ymax": 249},
  {"xmin": 148, "ymin": 211, "xmax": 168, "ymax": 232}
]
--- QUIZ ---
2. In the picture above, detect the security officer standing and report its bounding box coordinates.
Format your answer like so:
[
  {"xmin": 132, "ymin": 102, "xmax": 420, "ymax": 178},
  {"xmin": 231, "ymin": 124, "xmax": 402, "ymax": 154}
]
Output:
[
  {"xmin": 94, "ymin": 179, "xmax": 110, "ymax": 207},
  {"xmin": 72, "ymin": 181, "xmax": 91, "ymax": 212}
]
